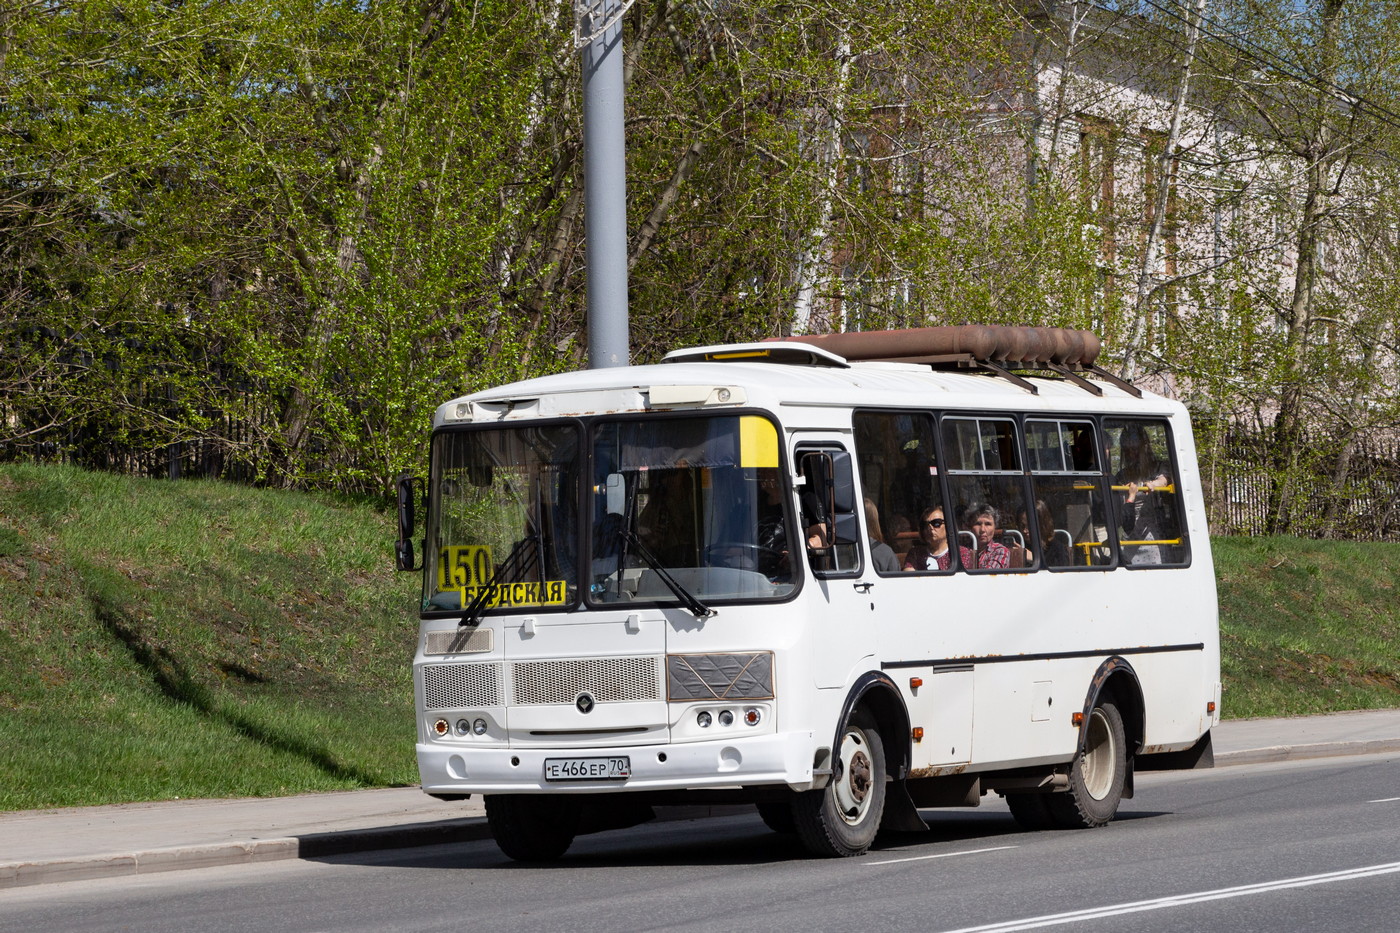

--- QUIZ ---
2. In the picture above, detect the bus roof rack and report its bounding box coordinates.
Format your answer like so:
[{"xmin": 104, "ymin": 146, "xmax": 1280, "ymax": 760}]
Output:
[
  {"xmin": 764, "ymin": 325, "xmax": 1101, "ymax": 367},
  {"xmin": 665, "ymin": 326, "xmax": 1140, "ymax": 397},
  {"xmin": 764, "ymin": 325, "xmax": 1141, "ymax": 398}
]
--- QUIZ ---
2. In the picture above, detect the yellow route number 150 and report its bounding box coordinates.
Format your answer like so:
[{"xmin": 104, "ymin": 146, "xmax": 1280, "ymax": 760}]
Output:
[{"xmin": 437, "ymin": 545, "xmax": 568, "ymax": 609}]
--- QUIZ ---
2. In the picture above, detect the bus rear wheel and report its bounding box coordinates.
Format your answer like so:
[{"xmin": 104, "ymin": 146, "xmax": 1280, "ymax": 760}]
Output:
[
  {"xmin": 1046, "ymin": 699, "xmax": 1127, "ymax": 828},
  {"xmin": 485, "ymin": 794, "xmax": 579, "ymax": 861},
  {"xmin": 792, "ymin": 710, "xmax": 886, "ymax": 857}
]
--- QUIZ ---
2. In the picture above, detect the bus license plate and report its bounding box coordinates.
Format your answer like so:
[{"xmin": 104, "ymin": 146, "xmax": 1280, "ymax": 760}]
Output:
[{"xmin": 543, "ymin": 757, "xmax": 631, "ymax": 781}]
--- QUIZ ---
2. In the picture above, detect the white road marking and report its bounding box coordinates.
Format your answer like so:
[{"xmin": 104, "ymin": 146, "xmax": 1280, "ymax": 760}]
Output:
[
  {"xmin": 867, "ymin": 845, "xmax": 1017, "ymax": 866},
  {"xmin": 937, "ymin": 861, "xmax": 1400, "ymax": 933},
  {"xmin": 1368, "ymin": 797, "xmax": 1400, "ymax": 803}
]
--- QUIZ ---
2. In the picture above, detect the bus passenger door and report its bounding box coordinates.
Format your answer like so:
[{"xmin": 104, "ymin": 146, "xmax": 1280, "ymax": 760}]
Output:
[{"xmin": 795, "ymin": 440, "xmax": 878, "ymax": 689}]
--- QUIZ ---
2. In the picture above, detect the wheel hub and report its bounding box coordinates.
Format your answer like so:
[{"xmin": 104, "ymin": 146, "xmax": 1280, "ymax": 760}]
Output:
[{"xmin": 834, "ymin": 730, "xmax": 874, "ymax": 822}]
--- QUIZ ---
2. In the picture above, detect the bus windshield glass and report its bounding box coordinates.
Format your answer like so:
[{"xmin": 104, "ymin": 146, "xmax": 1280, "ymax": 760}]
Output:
[
  {"xmin": 425, "ymin": 424, "xmax": 581, "ymax": 613},
  {"xmin": 589, "ymin": 414, "xmax": 798, "ymax": 605}
]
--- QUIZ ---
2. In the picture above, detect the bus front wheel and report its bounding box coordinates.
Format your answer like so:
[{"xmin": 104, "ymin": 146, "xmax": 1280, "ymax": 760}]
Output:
[
  {"xmin": 792, "ymin": 710, "xmax": 887, "ymax": 857},
  {"xmin": 1046, "ymin": 698, "xmax": 1127, "ymax": 828},
  {"xmin": 485, "ymin": 794, "xmax": 579, "ymax": 861}
]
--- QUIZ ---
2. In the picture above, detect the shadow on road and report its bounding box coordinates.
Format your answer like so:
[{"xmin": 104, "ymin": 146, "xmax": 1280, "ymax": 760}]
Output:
[{"xmin": 308, "ymin": 806, "xmax": 1176, "ymax": 872}]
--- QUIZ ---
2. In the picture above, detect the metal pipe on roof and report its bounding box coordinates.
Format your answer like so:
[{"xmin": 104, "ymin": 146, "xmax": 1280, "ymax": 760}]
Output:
[{"xmin": 766, "ymin": 325, "xmax": 1102, "ymax": 368}]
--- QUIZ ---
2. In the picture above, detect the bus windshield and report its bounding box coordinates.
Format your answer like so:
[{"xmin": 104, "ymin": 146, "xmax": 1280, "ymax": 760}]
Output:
[
  {"xmin": 425, "ymin": 413, "xmax": 797, "ymax": 616},
  {"xmin": 589, "ymin": 414, "xmax": 797, "ymax": 606},
  {"xmin": 425, "ymin": 424, "xmax": 581, "ymax": 613}
]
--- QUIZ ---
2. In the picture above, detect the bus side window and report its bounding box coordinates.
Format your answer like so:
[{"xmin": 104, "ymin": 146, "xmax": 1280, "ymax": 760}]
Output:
[
  {"xmin": 852, "ymin": 411, "xmax": 944, "ymax": 574},
  {"xmin": 941, "ymin": 417, "xmax": 1032, "ymax": 572},
  {"xmin": 1026, "ymin": 419, "xmax": 1111, "ymax": 569},
  {"xmin": 1105, "ymin": 418, "xmax": 1190, "ymax": 567}
]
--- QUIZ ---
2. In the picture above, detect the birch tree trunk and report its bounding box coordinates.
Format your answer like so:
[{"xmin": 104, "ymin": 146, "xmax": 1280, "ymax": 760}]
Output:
[
  {"xmin": 1121, "ymin": 0, "xmax": 1207, "ymax": 382},
  {"xmin": 1267, "ymin": 0, "xmax": 1346, "ymax": 533},
  {"xmin": 792, "ymin": 32, "xmax": 852, "ymax": 335}
]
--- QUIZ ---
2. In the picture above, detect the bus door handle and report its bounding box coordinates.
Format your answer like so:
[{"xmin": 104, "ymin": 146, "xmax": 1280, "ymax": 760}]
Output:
[{"xmin": 853, "ymin": 582, "xmax": 874, "ymax": 594}]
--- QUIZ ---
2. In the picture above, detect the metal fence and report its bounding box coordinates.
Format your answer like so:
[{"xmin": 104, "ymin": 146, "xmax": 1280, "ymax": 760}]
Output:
[{"xmin": 1202, "ymin": 428, "xmax": 1400, "ymax": 542}]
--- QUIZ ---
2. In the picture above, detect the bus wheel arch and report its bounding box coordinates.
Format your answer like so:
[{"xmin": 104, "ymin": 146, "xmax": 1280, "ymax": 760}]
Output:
[
  {"xmin": 1083, "ymin": 657, "xmax": 1145, "ymax": 769},
  {"xmin": 1042, "ymin": 658, "xmax": 1142, "ymax": 829},
  {"xmin": 792, "ymin": 672, "xmax": 907, "ymax": 856},
  {"xmin": 838, "ymin": 672, "xmax": 911, "ymax": 778}
]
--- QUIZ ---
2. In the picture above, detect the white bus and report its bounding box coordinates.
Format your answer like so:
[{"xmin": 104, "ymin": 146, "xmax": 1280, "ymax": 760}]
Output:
[{"xmin": 396, "ymin": 325, "xmax": 1220, "ymax": 860}]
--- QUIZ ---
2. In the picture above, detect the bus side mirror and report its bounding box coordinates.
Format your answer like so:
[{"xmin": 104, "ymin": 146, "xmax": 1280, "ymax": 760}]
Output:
[
  {"xmin": 797, "ymin": 452, "xmax": 836, "ymax": 554},
  {"xmin": 396, "ymin": 473, "xmax": 418, "ymax": 572},
  {"xmin": 827, "ymin": 450, "xmax": 858, "ymax": 545}
]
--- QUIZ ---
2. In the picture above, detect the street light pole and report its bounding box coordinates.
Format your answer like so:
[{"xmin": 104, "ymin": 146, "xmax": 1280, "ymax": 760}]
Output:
[{"xmin": 578, "ymin": 0, "xmax": 630, "ymax": 369}]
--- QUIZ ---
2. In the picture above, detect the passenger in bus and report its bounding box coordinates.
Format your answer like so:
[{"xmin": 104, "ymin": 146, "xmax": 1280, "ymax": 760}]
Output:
[
  {"xmin": 964, "ymin": 502, "xmax": 1011, "ymax": 569},
  {"xmin": 1019, "ymin": 500, "xmax": 1072, "ymax": 568},
  {"xmin": 1116, "ymin": 424, "xmax": 1171, "ymax": 565},
  {"xmin": 863, "ymin": 498, "xmax": 900, "ymax": 573},
  {"xmin": 903, "ymin": 506, "xmax": 969, "ymax": 571}
]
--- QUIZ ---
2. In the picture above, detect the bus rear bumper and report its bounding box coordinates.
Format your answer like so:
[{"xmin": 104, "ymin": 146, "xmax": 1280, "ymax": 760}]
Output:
[{"xmin": 417, "ymin": 731, "xmax": 818, "ymax": 796}]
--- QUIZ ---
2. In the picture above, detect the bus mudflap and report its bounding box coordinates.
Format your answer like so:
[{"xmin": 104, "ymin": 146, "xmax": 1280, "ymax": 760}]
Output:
[{"xmin": 1136, "ymin": 731, "xmax": 1214, "ymax": 771}]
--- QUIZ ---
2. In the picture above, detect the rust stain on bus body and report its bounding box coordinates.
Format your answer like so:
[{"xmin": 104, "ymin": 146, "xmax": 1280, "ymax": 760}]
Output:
[{"xmin": 906, "ymin": 763, "xmax": 970, "ymax": 779}]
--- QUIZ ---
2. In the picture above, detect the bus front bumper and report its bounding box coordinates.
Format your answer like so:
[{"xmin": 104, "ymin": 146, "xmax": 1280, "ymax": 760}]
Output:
[{"xmin": 418, "ymin": 731, "xmax": 818, "ymax": 796}]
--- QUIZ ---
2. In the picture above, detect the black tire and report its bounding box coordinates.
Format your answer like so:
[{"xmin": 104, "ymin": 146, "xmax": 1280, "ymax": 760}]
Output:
[
  {"xmin": 792, "ymin": 710, "xmax": 887, "ymax": 857},
  {"xmin": 1045, "ymin": 699, "xmax": 1128, "ymax": 828},
  {"xmin": 485, "ymin": 794, "xmax": 580, "ymax": 861},
  {"xmin": 1005, "ymin": 791, "xmax": 1057, "ymax": 831},
  {"xmin": 756, "ymin": 800, "xmax": 797, "ymax": 834}
]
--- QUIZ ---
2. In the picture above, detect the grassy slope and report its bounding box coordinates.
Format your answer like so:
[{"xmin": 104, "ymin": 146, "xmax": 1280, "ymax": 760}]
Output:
[
  {"xmin": 1213, "ymin": 535, "xmax": 1400, "ymax": 719},
  {"xmin": 1, "ymin": 465, "xmax": 1397, "ymax": 811},
  {"xmin": 0, "ymin": 464, "xmax": 419, "ymax": 810}
]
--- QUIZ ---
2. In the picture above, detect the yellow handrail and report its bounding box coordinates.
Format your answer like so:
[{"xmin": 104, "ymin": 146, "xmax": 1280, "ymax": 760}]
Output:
[{"xmin": 1073, "ymin": 538, "xmax": 1183, "ymax": 565}]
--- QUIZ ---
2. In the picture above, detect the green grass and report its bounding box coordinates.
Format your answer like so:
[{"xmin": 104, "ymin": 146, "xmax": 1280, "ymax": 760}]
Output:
[
  {"xmin": 1, "ymin": 464, "xmax": 1397, "ymax": 811},
  {"xmin": 1214, "ymin": 535, "xmax": 1400, "ymax": 719},
  {"xmin": 0, "ymin": 463, "xmax": 419, "ymax": 811}
]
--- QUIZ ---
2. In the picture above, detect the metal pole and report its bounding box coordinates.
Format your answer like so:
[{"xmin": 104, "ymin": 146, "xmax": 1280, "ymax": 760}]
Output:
[{"xmin": 579, "ymin": 0, "xmax": 630, "ymax": 369}]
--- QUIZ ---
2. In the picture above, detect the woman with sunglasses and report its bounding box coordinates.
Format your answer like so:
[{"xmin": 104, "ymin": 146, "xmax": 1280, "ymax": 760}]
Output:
[{"xmin": 902, "ymin": 505, "xmax": 969, "ymax": 571}]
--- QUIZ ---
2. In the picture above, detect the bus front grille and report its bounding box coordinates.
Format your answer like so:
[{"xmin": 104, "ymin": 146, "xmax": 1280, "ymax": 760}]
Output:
[
  {"xmin": 511, "ymin": 656, "xmax": 660, "ymax": 705},
  {"xmin": 422, "ymin": 662, "xmax": 501, "ymax": 709}
]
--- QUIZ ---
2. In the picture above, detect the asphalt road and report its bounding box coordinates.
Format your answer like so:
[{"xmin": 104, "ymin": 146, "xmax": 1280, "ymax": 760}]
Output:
[{"xmin": 3, "ymin": 752, "xmax": 1396, "ymax": 933}]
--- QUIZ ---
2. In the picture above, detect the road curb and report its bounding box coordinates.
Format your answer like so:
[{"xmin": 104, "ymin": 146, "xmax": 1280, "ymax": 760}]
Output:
[
  {"xmin": 0, "ymin": 805, "xmax": 754, "ymax": 890},
  {"xmin": 1214, "ymin": 737, "xmax": 1400, "ymax": 767},
  {"xmin": 0, "ymin": 819, "xmax": 491, "ymax": 890}
]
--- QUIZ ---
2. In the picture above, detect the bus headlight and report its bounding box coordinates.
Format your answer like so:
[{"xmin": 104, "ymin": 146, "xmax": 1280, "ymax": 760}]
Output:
[
  {"xmin": 454, "ymin": 719, "xmax": 471, "ymax": 736},
  {"xmin": 473, "ymin": 718, "xmax": 488, "ymax": 735},
  {"xmin": 718, "ymin": 710, "xmax": 734, "ymax": 727},
  {"xmin": 697, "ymin": 711, "xmax": 712, "ymax": 728}
]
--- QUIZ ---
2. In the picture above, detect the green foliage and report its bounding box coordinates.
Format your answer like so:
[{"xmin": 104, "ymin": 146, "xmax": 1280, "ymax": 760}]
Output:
[
  {"xmin": 0, "ymin": 462, "xmax": 418, "ymax": 810},
  {"xmin": 4, "ymin": 0, "xmax": 1400, "ymax": 522},
  {"xmin": 1214, "ymin": 534, "xmax": 1400, "ymax": 718}
]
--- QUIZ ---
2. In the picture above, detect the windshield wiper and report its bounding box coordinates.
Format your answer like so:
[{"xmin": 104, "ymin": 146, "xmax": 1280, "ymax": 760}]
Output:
[
  {"xmin": 458, "ymin": 534, "xmax": 541, "ymax": 628},
  {"xmin": 619, "ymin": 529, "xmax": 715, "ymax": 621}
]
